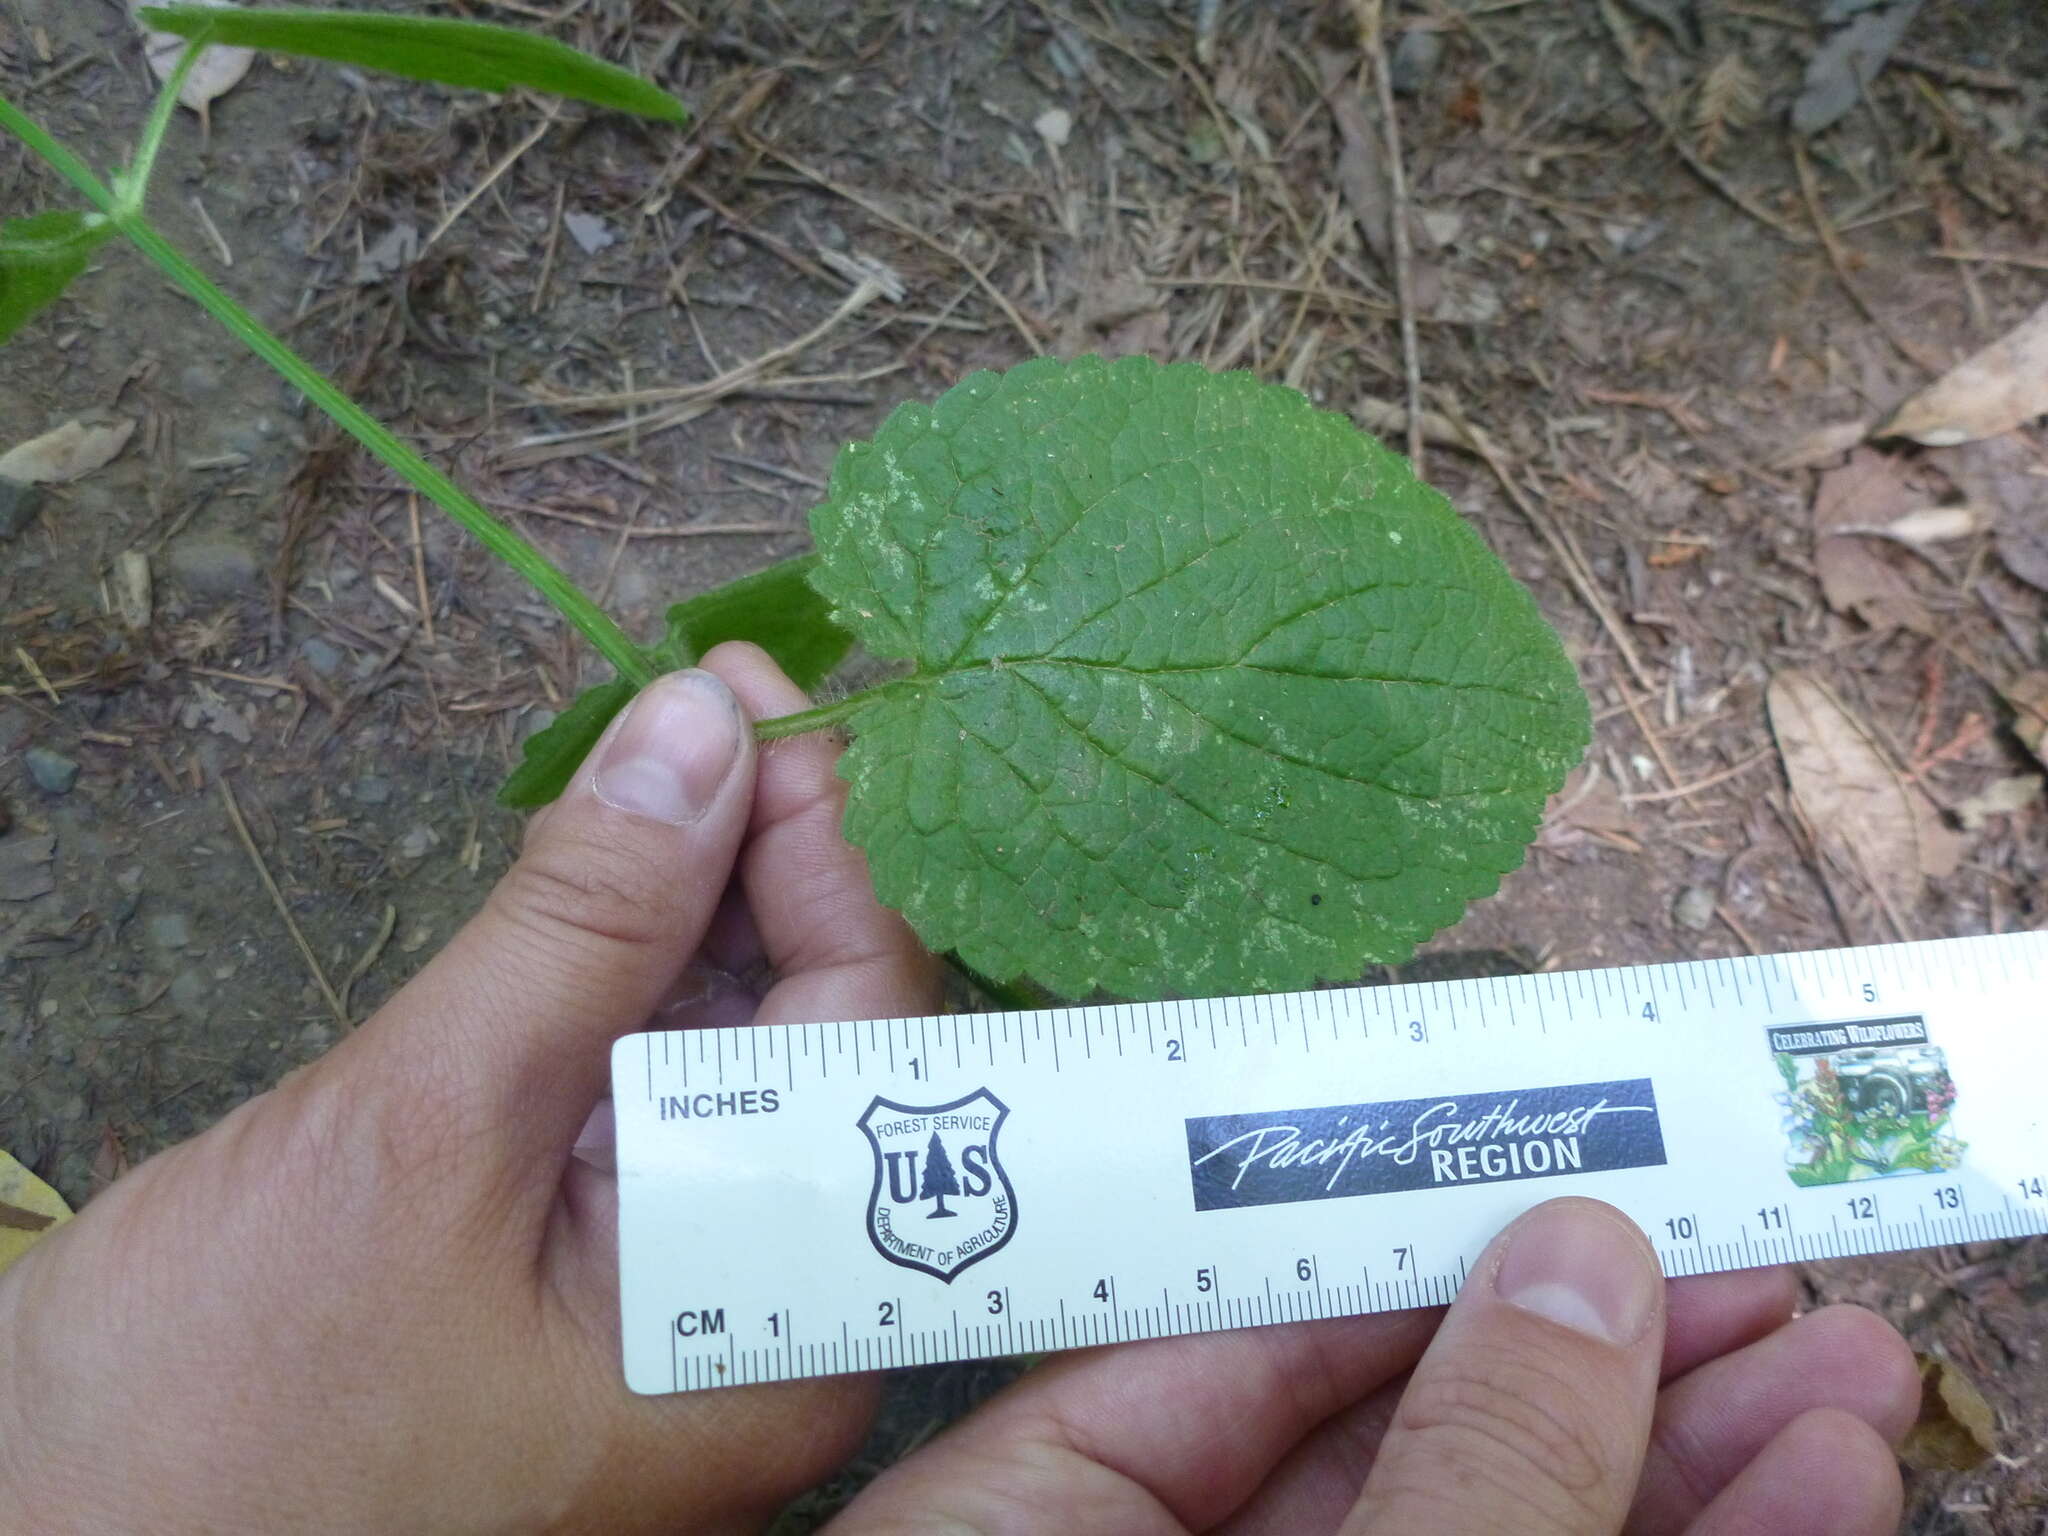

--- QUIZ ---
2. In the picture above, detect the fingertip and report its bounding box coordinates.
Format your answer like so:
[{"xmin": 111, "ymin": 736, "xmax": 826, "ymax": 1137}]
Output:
[
  {"xmin": 1790, "ymin": 1304, "xmax": 1923, "ymax": 1445},
  {"xmin": 1686, "ymin": 1407, "xmax": 1903, "ymax": 1536}
]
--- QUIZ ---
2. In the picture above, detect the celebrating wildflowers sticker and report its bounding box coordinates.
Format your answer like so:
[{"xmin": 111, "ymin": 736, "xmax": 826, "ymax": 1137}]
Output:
[{"xmin": 1769, "ymin": 1017, "xmax": 1963, "ymax": 1186}]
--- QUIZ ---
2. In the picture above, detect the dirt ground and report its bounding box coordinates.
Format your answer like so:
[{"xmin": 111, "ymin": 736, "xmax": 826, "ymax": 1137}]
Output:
[{"xmin": 2, "ymin": 0, "xmax": 2044, "ymax": 1529}]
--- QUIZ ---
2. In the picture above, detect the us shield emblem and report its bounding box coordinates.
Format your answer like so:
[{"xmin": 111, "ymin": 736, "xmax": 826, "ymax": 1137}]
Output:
[{"xmin": 858, "ymin": 1089, "xmax": 1016, "ymax": 1282}]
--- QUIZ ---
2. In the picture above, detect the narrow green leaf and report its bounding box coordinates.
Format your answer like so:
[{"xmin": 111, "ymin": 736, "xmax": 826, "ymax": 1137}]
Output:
[
  {"xmin": 654, "ymin": 555, "xmax": 853, "ymax": 689},
  {"xmin": 497, "ymin": 678, "xmax": 634, "ymax": 809},
  {"xmin": 0, "ymin": 211, "xmax": 112, "ymax": 344},
  {"xmin": 808, "ymin": 356, "xmax": 1592, "ymax": 1001},
  {"xmin": 137, "ymin": 7, "xmax": 690, "ymax": 122}
]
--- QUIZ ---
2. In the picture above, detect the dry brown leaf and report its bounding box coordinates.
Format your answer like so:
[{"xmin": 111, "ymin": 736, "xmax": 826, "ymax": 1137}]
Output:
[
  {"xmin": 2004, "ymin": 671, "xmax": 2048, "ymax": 769},
  {"xmin": 1768, "ymin": 669, "xmax": 1963, "ymax": 926},
  {"xmin": 1539, "ymin": 763, "xmax": 1637, "ymax": 855},
  {"xmin": 133, "ymin": 0, "xmax": 254, "ymax": 115},
  {"xmin": 1938, "ymin": 435, "xmax": 2048, "ymax": 591},
  {"xmin": 0, "ymin": 417, "xmax": 136, "ymax": 483},
  {"xmin": 1770, "ymin": 418, "xmax": 1872, "ymax": 471},
  {"xmin": 1901, "ymin": 1354, "xmax": 1998, "ymax": 1472},
  {"xmin": 1955, "ymin": 773, "xmax": 2041, "ymax": 830},
  {"xmin": 1811, "ymin": 449, "xmax": 1935, "ymax": 633},
  {"xmin": 1862, "ymin": 506, "xmax": 1983, "ymax": 546},
  {"xmin": 0, "ymin": 1147, "xmax": 71, "ymax": 1276},
  {"xmin": 1878, "ymin": 297, "xmax": 2048, "ymax": 446}
]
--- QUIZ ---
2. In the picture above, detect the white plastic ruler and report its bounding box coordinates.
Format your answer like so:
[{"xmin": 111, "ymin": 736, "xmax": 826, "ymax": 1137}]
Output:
[{"xmin": 614, "ymin": 932, "xmax": 2048, "ymax": 1395}]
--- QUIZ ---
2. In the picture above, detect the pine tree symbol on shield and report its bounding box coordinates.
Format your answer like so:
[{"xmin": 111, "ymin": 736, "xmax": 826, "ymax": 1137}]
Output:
[{"xmin": 858, "ymin": 1089, "xmax": 1016, "ymax": 1281}]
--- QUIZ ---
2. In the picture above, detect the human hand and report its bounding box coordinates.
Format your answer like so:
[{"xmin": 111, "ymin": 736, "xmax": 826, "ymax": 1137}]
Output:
[
  {"xmin": 0, "ymin": 645, "xmax": 941, "ymax": 1533},
  {"xmin": 829, "ymin": 1198, "xmax": 1921, "ymax": 1535}
]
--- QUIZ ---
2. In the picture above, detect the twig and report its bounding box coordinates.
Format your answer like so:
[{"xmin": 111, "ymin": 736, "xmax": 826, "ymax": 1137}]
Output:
[
  {"xmin": 12, "ymin": 646, "xmax": 60, "ymax": 704},
  {"xmin": 505, "ymin": 281, "xmax": 887, "ymax": 463},
  {"xmin": 407, "ymin": 493, "xmax": 435, "ymax": 645},
  {"xmin": 1595, "ymin": 0, "xmax": 1811, "ymax": 246},
  {"xmin": 1620, "ymin": 747, "xmax": 1773, "ymax": 804},
  {"xmin": 425, "ymin": 105, "xmax": 557, "ymax": 253},
  {"xmin": 184, "ymin": 665, "xmax": 300, "ymax": 694},
  {"xmin": 339, "ymin": 902, "xmax": 398, "ymax": 1021},
  {"xmin": 1715, "ymin": 902, "xmax": 1764, "ymax": 955},
  {"xmin": 1935, "ymin": 248, "xmax": 2048, "ymax": 274},
  {"xmin": 1791, "ymin": 142, "xmax": 1941, "ymax": 376},
  {"xmin": 739, "ymin": 131, "xmax": 1044, "ymax": 356},
  {"xmin": 1438, "ymin": 395, "xmax": 1658, "ymax": 695},
  {"xmin": 1348, "ymin": 0, "xmax": 1424, "ymax": 474},
  {"xmin": 218, "ymin": 777, "xmax": 348, "ymax": 1028},
  {"xmin": 532, "ymin": 182, "xmax": 566, "ymax": 316}
]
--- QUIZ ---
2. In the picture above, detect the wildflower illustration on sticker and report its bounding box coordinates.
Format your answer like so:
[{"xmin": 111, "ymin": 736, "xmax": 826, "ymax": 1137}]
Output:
[{"xmin": 1768, "ymin": 1016, "xmax": 1964, "ymax": 1187}]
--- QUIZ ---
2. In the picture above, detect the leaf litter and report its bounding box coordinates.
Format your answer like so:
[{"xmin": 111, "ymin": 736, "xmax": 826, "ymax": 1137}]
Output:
[
  {"xmin": 1878, "ymin": 298, "xmax": 2048, "ymax": 447},
  {"xmin": 1767, "ymin": 668, "xmax": 1963, "ymax": 935},
  {"xmin": 132, "ymin": 0, "xmax": 255, "ymax": 120},
  {"xmin": 0, "ymin": 417, "xmax": 135, "ymax": 483}
]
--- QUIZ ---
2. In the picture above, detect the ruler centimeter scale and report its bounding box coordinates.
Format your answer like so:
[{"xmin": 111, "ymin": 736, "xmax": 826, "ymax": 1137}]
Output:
[{"xmin": 614, "ymin": 932, "xmax": 2048, "ymax": 1396}]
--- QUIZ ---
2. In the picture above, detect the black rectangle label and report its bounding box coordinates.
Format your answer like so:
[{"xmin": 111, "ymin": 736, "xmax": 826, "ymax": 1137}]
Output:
[
  {"xmin": 1765, "ymin": 1016, "xmax": 1928, "ymax": 1057},
  {"xmin": 1186, "ymin": 1078, "xmax": 1666, "ymax": 1211}
]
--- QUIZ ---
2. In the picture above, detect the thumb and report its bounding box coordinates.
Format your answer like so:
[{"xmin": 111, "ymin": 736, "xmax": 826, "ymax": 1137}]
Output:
[
  {"xmin": 326, "ymin": 667, "xmax": 755, "ymax": 1192},
  {"xmin": 1343, "ymin": 1198, "xmax": 1665, "ymax": 1536}
]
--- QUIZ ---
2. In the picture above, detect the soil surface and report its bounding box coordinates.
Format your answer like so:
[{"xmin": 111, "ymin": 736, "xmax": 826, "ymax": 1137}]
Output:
[{"xmin": 3, "ymin": 1, "xmax": 2045, "ymax": 1530}]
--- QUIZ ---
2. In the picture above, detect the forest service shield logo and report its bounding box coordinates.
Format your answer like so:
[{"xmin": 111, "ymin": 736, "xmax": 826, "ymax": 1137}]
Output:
[{"xmin": 858, "ymin": 1089, "xmax": 1016, "ymax": 1281}]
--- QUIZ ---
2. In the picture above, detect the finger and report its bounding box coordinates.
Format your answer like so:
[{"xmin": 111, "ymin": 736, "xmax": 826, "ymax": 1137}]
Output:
[
  {"xmin": 318, "ymin": 668, "xmax": 755, "ymax": 1198},
  {"xmin": 828, "ymin": 1309, "xmax": 1442, "ymax": 1534},
  {"xmin": 705, "ymin": 642, "xmax": 943, "ymax": 1025},
  {"xmin": 1661, "ymin": 1269, "xmax": 1797, "ymax": 1380},
  {"xmin": 1629, "ymin": 1304, "xmax": 1918, "ymax": 1535},
  {"xmin": 1681, "ymin": 1408, "xmax": 1902, "ymax": 1536},
  {"xmin": 1217, "ymin": 1267, "xmax": 1800, "ymax": 1536},
  {"xmin": 1343, "ymin": 1198, "xmax": 1665, "ymax": 1536}
]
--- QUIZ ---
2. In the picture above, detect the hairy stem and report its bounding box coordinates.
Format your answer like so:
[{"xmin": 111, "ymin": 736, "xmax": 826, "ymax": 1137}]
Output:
[
  {"xmin": 751, "ymin": 695, "xmax": 870, "ymax": 741},
  {"xmin": 121, "ymin": 39, "xmax": 204, "ymax": 210},
  {"xmin": 0, "ymin": 90, "xmax": 653, "ymax": 687}
]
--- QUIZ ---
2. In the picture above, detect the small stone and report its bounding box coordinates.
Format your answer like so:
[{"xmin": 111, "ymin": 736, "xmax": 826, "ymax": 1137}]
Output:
[
  {"xmin": 177, "ymin": 363, "xmax": 225, "ymax": 401},
  {"xmin": 1390, "ymin": 29, "xmax": 1443, "ymax": 95},
  {"xmin": 299, "ymin": 636, "xmax": 343, "ymax": 677},
  {"xmin": 168, "ymin": 968, "xmax": 207, "ymax": 1012},
  {"xmin": 56, "ymin": 1093, "xmax": 89, "ymax": 1124},
  {"xmin": 148, "ymin": 911, "xmax": 193, "ymax": 950},
  {"xmin": 1673, "ymin": 885, "xmax": 1717, "ymax": 931},
  {"xmin": 24, "ymin": 746, "xmax": 79, "ymax": 795},
  {"xmin": 167, "ymin": 537, "xmax": 262, "ymax": 598},
  {"xmin": 352, "ymin": 775, "xmax": 392, "ymax": 806},
  {"xmin": 0, "ymin": 476, "xmax": 42, "ymax": 539},
  {"xmin": 397, "ymin": 824, "xmax": 436, "ymax": 860},
  {"xmin": 1033, "ymin": 107, "xmax": 1073, "ymax": 150}
]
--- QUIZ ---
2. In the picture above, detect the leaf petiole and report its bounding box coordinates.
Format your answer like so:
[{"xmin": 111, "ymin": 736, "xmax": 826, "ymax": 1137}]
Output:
[{"xmin": 119, "ymin": 36, "xmax": 208, "ymax": 213}]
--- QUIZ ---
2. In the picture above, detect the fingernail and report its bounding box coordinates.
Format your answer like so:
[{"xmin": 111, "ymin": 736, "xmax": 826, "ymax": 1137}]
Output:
[
  {"xmin": 1494, "ymin": 1199, "xmax": 1659, "ymax": 1346},
  {"xmin": 592, "ymin": 670, "xmax": 742, "ymax": 825}
]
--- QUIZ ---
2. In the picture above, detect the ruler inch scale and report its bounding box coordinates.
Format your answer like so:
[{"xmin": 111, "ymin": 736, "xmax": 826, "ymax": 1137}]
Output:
[{"xmin": 615, "ymin": 932, "xmax": 2048, "ymax": 1396}]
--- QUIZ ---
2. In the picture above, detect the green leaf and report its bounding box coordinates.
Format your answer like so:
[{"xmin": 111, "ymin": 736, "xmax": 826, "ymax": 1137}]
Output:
[
  {"xmin": 497, "ymin": 677, "xmax": 634, "ymax": 809},
  {"xmin": 653, "ymin": 555, "xmax": 853, "ymax": 689},
  {"xmin": 137, "ymin": 7, "xmax": 690, "ymax": 122},
  {"xmin": 1, "ymin": 211, "xmax": 112, "ymax": 344},
  {"xmin": 808, "ymin": 356, "xmax": 1590, "ymax": 1000}
]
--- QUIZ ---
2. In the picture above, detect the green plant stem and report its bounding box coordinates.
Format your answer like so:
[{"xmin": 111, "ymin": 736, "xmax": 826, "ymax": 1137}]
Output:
[
  {"xmin": 0, "ymin": 92, "xmax": 112, "ymax": 207},
  {"xmin": 0, "ymin": 89, "xmax": 653, "ymax": 688},
  {"xmin": 751, "ymin": 695, "xmax": 869, "ymax": 741},
  {"xmin": 122, "ymin": 39, "xmax": 204, "ymax": 210}
]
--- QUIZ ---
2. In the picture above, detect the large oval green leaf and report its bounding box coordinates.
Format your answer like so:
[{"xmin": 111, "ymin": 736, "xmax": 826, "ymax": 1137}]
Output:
[{"xmin": 808, "ymin": 356, "xmax": 1589, "ymax": 1000}]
